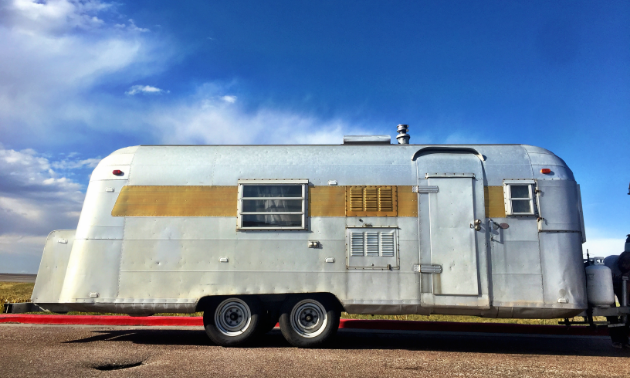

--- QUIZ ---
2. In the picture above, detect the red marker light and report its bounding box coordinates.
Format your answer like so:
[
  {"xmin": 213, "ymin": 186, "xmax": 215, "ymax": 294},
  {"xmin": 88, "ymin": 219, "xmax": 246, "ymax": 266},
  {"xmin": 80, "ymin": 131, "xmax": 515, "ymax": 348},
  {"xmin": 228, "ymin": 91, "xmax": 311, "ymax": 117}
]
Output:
[
  {"xmin": 540, "ymin": 168, "xmax": 551, "ymax": 174},
  {"xmin": 113, "ymin": 170, "xmax": 123, "ymax": 176}
]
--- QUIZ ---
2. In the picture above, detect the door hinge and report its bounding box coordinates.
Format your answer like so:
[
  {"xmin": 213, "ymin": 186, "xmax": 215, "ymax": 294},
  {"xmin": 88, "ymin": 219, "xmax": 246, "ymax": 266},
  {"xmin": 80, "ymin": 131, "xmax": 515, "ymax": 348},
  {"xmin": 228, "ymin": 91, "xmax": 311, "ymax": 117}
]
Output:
[
  {"xmin": 413, "ymin": 186, "xmax": 439, "ymax": 193},
  {"xmin": 414, "ymin": 264, "xmax": 443, "ymax": 274}
]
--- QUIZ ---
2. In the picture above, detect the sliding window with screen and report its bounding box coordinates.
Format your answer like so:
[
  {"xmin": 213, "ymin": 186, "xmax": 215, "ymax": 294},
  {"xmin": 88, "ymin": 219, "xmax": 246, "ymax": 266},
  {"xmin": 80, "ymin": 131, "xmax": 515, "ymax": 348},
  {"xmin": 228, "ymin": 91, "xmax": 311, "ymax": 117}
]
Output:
[{"xmin": 237, "ymin": 179, "xmax": 308, "ymax": 230}]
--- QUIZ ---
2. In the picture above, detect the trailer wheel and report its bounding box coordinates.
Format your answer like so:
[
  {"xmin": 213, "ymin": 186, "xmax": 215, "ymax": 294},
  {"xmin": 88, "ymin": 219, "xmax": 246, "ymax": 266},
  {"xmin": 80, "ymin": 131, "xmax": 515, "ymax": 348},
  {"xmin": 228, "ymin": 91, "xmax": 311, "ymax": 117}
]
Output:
[
  {"xmin": 203, "ymin": 297, "xmax": 262, "ymax": 347},
  {"xmin": 279, "ymin": 296, "xmax": 340, "ymax": 347}
]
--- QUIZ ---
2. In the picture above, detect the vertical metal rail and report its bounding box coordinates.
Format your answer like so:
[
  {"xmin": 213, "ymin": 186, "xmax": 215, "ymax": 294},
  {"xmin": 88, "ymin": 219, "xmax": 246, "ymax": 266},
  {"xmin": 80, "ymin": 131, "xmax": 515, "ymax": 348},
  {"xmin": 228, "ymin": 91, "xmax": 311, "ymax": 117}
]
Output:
[{"xmin": 623, "ymin": 276, "xmax": 628, "ymax": 324}]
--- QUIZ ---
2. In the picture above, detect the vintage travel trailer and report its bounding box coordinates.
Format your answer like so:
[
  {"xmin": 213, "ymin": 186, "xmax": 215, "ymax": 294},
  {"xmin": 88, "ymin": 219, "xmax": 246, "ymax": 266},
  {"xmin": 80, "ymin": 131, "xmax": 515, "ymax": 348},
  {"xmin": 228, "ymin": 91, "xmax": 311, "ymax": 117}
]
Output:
[{"xmin": 13, "ymin": 125, "xmax": 621, "ymax": 347}]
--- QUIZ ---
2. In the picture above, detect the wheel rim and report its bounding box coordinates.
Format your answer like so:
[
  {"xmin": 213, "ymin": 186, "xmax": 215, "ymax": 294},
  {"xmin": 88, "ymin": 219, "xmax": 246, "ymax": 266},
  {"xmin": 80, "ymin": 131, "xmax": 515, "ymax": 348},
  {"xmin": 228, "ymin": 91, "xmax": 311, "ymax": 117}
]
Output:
[
  {"xmin": 214, "ymin": 298, "xmax": 252, "ymax": 336},
  {"xmin": 290, "ymin": 299, "xmax": 328, "ymax": 338}
]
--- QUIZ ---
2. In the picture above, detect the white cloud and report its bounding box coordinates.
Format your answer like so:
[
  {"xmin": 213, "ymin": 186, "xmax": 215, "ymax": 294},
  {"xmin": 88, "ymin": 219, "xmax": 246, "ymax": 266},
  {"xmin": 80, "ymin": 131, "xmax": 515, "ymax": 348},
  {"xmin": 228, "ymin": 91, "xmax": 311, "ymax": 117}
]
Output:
[
  {"xmin": 143, "ymin": 86, "xmax": 370, "ymax": 145},
  {"xmin": 0, "ymin": 0, "xmax": 174, "ymax": 146},
  {"xmin": 115, "ymin": 19, "xmax": 149, "ymax": 33},
  {"xmin": 0, "ymin": 144, "xmax": 103, "ymax": 272},
  {"xmin": 125, "ymin": 84, "xmax": 168, "ymax": 96},
  {"xmin": 0, "ymin": 145, "xmax": 92, "ymax": 236},
  {"xmin": 51, "ymin": 157, "xmax": 101, "ymax": 170},
  {"xmin": 0, "ymin": 0, "xmax": 112, "ymax": 35}
]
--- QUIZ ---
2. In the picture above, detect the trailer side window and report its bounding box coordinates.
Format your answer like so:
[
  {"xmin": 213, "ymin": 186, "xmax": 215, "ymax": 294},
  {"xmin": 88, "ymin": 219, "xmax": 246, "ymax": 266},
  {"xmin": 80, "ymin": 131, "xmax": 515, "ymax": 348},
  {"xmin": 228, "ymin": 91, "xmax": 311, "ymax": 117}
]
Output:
[
  {"xmin": 503, "ymin": 180, "xmax": 536, "ymax": 216},
  {"xmin": 237, "ymin": 180, "xmax": 308, "ymax": 230}
]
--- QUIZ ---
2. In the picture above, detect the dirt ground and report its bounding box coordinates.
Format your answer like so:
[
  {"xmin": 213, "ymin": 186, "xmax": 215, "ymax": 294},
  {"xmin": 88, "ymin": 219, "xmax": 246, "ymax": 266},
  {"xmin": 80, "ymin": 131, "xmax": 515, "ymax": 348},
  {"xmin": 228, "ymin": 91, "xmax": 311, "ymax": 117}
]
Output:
[{"xmin": 0, "ymin": 324, "xmax": 628, "ymax": 377}]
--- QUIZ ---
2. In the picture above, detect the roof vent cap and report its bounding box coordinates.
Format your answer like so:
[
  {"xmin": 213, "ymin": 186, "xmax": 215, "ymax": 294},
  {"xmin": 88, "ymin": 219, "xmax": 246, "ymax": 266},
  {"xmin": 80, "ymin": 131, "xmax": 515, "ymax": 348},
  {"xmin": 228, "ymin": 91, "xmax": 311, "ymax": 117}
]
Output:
[
  {"xmin": 396, "ymin": 124, "xmax": 410, "ymax": 144},
  {"xmin": 343, "ymin": 135, "xmax": 391, "ymax": 145}
]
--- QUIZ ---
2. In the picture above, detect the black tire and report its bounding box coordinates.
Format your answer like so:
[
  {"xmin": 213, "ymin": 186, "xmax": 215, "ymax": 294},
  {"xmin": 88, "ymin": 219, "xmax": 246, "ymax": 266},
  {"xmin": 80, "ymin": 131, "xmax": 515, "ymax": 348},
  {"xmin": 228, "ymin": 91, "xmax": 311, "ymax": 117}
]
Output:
[
  {"xmin": 279, "ymin": 295, "xmax": 340, "ymax": 348},
  {"xmin": 203, "ymin": 296, "xmax": 262, "ymax": 347}
]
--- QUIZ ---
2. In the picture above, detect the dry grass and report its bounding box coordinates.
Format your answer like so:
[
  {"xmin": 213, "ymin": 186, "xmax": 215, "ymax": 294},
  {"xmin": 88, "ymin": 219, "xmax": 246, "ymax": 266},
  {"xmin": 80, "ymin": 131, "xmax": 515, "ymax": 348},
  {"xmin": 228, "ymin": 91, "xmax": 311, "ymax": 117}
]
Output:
[
  {"xmin": 0, "ymin": 282, "xmax": 34, "ymax": 314},
  {"xmin": 1, "ymin": 281, "xmax": 600, "ymax": 325}
]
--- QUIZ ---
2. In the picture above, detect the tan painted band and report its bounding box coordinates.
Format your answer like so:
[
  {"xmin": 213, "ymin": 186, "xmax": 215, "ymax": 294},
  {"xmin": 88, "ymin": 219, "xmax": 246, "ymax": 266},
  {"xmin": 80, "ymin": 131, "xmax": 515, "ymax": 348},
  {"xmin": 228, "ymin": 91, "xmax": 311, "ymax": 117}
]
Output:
[
  {"xmin": 484, "ymin": 186, "xmax": 506, "ymax": 218},
  {"xmin": 112, "ymin": 185, "xmax": 420, "ymax": 217}
]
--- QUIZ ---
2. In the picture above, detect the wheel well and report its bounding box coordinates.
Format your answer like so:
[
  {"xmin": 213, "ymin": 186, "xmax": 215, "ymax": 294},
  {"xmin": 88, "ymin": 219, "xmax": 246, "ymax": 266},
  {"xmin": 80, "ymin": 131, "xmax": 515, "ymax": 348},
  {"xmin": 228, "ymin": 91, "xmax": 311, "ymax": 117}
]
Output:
[{"xmin": 195, "ymin": 293, "xmax": 345, "ymax": 313}]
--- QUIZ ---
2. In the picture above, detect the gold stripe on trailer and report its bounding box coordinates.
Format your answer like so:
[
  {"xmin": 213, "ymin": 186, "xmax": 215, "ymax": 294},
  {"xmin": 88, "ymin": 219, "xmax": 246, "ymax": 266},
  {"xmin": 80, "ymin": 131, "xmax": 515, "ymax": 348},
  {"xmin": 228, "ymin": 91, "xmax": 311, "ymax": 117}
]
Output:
[
  {"xmin": 397, "ymin": 186, "xmax": 418, "ymax": 217},
  {"xmin": 308, "ymin": 186, "xmax": 346, "ymax": 217},
  {"xmin": 484, "ymin": 186, "xmax": 506, "ymax": 218},
  {"xmin": 112, "ymin": 186, "xmax": 237, "ymax": 217},
  {"xmin": 112, "ymin": 185, "xmax": 420, "ymax": 218}
]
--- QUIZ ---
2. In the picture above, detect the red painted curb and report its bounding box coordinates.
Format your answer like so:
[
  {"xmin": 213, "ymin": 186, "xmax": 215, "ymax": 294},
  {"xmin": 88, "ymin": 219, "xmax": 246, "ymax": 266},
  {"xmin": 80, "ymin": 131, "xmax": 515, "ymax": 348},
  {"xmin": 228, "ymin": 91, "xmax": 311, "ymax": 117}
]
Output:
[
  {"xmin": 0, "ymin": 314, "xmax": 608, "ymax": 336},
  {"xmin": 0, "ymin": 314, "xmax": 202, "ymax": 327}
]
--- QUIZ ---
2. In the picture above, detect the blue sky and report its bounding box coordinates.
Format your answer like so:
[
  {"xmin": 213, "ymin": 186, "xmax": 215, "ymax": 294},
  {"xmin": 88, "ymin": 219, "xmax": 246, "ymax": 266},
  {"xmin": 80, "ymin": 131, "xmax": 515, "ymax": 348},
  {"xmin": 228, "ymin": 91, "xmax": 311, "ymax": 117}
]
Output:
[{"xmin": 0, "ymin": 0, "xmax": 628, "ymax": 272}]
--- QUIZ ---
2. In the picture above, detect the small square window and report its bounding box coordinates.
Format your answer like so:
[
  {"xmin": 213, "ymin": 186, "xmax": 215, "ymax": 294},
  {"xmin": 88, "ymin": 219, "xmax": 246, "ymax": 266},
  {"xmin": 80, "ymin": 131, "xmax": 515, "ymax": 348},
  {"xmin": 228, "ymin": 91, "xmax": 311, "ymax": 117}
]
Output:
[
  {"xmin": 503, "ymin": 180, "xmax": 536, "ymax": 216},
  {"xmin": 237, "ymin": 180, "xmax": 308, "ymax": 230}
]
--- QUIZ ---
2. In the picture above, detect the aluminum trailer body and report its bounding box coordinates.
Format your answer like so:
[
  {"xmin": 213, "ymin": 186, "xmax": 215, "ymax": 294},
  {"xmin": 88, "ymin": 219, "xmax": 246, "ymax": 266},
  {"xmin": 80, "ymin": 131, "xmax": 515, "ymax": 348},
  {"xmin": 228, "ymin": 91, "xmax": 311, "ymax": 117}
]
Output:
[{"xmin": 29, "ymin": 142, "xmax": 588, "ymax": 322}]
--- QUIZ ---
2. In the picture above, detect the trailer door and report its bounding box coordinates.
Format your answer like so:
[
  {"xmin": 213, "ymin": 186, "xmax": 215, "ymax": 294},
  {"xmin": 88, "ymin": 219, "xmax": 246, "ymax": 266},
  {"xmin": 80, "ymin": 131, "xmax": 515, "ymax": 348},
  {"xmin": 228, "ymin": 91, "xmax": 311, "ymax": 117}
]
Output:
[
  {"xmin": 415, "ymin": 150, "xmax": 489, "ymax": 309},
  {"xmin": 427, "ymin": 174, "xmax": 479, "ymax": 295}
]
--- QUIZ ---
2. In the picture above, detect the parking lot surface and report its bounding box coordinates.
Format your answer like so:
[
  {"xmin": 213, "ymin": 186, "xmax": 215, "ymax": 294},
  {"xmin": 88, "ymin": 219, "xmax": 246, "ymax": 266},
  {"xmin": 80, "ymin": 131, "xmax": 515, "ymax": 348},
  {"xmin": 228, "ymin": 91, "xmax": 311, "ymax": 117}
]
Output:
[{"xmin": 0, "ymin": 324, "xmax": 628, "ymax": 377}]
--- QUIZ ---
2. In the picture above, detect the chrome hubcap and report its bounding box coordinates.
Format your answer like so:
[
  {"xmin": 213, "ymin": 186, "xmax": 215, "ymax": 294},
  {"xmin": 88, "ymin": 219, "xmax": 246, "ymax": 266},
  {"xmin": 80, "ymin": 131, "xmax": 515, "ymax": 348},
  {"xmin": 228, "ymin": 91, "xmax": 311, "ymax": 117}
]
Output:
[
  {"xmin": 214, "ymin": 298, "xmax": 251, "ymax": 336},
  {"xmin": 290, "ymin": 299, "xmax": 327, "ymax": 338}
]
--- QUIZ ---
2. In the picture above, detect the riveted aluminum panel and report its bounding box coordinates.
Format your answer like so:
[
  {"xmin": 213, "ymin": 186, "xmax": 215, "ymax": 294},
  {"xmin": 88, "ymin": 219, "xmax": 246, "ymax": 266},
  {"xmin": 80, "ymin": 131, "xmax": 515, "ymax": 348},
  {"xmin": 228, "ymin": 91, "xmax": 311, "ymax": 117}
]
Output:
[
  {"xmin": 539, "ymin": 232, "xmax": 587, "ymax": 309},
  {"xmin": 483, "ymin": 165, "xmax": 534, "ymax": 186},
  {"xmin": 491, "ymin": 273, "xmax": 544, "ymax": 308},
  {"xmin": 59, "ymin": 240, "xmax": 123, "ymax": 303},
  {"xmin": 31, "ymin": 230, "xmax": 75, "ymax": 304},
  {"xmin": 111, "ymin": 146, "xmax": 139, "ymax": 155},
  {"xmin": 119, "ymin": 271, "xmax": 349, "ymax": 300},
  {"xmin": 537, "ymin": 180, "xmax": 581, "ymax": 232},
  {"xmin": 120, "ymin": 239, "xmax": 348, "ymax": 273},
  {"xmin": 489, "ymin": 217, "xmax": 544, "ymax": 305},
  {"xmin": 75, "ymin": 180, "xmax": 126, "ymax": 240},
  {"xmin": 491, "ymin": 240, "xmax": 542, "ymax": 275},
  {"xmin": 90, "ymin": 152, "xmax": 135, "ymax": 181},
  {"xmin": 523, "ymin": 145, "xmax": 575, "ymax": 181}
]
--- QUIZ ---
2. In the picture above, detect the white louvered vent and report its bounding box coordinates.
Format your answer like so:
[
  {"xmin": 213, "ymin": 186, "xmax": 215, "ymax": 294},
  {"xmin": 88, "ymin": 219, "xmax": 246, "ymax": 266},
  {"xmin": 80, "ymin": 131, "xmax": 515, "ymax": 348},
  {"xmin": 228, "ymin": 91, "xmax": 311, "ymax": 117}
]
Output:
[
  {"xmin": 348, "ymin": 230, "xmax": 397, "ymax": 258},
  {"xmin": 366, "ymin": 232, "xmax": 379, "ymax": 256},
  {"xmin": 381, "ymin": 232, "xmax": 395, "ymax": 257},
  {"xmin": 351, "ymin": 232, "xmax": 364, "ymax": 256}
]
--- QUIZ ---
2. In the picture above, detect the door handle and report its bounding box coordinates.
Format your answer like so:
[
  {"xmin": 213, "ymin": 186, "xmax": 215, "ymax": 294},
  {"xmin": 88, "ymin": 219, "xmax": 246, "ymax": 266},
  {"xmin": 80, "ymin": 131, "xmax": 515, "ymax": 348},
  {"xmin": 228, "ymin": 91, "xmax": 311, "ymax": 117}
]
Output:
[{"xmin": 470, "ymin": 219, "xmax": 481, "ymax": 231}]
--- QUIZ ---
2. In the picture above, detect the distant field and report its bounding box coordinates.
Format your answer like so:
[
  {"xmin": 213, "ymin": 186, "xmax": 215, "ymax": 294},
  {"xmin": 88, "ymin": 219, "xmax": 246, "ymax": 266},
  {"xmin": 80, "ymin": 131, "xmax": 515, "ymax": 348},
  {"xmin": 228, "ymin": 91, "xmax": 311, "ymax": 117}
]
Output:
[
  {"xmin": 0, "ymin": 282, "xmax": 34, "ymax": 314},
  {"xmin": 0, "ymin": 281, "xmax": 597, "ymax": 325}
]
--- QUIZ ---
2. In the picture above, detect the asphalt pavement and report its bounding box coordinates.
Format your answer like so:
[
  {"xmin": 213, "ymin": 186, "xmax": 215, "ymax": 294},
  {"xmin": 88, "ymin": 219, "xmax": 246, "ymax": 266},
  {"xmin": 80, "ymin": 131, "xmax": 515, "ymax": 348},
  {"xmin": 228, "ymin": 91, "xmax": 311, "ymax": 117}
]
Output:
[{"xmin": 0, "ymin": 324, "xmax": 627, "ymax": 377}]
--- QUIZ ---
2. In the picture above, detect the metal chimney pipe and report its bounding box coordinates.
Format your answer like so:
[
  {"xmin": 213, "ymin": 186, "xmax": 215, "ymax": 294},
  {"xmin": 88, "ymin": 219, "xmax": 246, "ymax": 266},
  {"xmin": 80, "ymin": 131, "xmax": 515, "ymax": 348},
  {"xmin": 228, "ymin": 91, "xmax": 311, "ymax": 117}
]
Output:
[{"xmin": 396, "ymin": 124, "xmax": 410, "ymax": 144}]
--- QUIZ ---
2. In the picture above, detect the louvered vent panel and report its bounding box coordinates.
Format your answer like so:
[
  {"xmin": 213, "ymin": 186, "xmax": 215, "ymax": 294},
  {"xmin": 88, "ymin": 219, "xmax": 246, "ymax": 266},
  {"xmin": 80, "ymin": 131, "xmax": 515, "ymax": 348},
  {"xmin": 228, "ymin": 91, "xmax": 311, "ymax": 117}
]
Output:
[
  {"xmin": 346, "ymin": 186, "xmax": 398, "ymax": 216},
  {"xmin": 366, "ymin": 232, "xmax": 379, "ymax": 256},
  {"xmin": 350, "ymin": 232, "xmax": 364, "ymax": 256},
  {"xmin": 379, "ymin": 187, "xmax": 393, "ymax": 212},
  {"xmin": 381, "ymin": 232, "xmax": 395, "ymax": 257},
  {"xmin": 364, "ymin": 188, "xmax": 378, "ymax": 212},
  {"xmin": 349, "ymin": 188, "xmax": 364, "ymax": 212}
]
